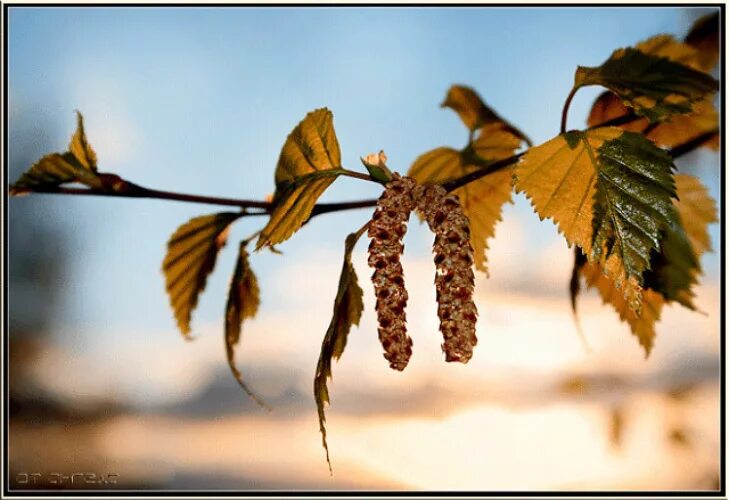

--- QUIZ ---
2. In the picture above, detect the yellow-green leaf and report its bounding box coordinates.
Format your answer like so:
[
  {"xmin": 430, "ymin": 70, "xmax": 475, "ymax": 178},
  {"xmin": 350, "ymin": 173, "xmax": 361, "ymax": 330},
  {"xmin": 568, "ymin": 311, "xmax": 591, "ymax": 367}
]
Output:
[
  {"xmin": 10, "ymin": 112, "xmax": 101, "ymax": 194},
  {"xmin": 314, "ymin": 231, "xmax": 364, "ymax": 473},
  {"xmin": 574, "ymin": 46, "xmax": 718, "ymax": 122},
  {"xmin": 68, "ymin": 111, "xmax": 98, "ymax": 171},
  {"xmin": 516, "ymin": 128, "xmax": 680, "ymax": 311},
  {"xmin": 10, "ymin": 153, "xmax": 101, "ymax": 195},
  {"xmin": 224, "ymin": 241, "xmax": 267, "ymax": 408},
  {"xmin": 257, "ymin": 108, "xmax": 343, "ymax": 249},
  {"xmin": 441, "ymin": 85, "xmax": 531, "ymax": 144},
  {"xmin": 163, "ymin": 212, "xmax": 242, "ymax": 337},
  {"xmin": 408, "ymin": 124, "xmax": 521, "ymax": 273}
]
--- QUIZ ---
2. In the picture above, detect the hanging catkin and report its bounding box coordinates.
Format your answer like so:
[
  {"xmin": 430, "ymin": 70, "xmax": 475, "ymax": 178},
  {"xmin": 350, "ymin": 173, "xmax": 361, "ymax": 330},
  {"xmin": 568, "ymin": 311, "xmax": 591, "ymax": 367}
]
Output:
[
  {"xmin": 367, "ymin": 174, "xmax": 417, "ymax": 371},
  {"xmin": 414, "ymin": 184, "xmax": 478, "ymax": 363}
]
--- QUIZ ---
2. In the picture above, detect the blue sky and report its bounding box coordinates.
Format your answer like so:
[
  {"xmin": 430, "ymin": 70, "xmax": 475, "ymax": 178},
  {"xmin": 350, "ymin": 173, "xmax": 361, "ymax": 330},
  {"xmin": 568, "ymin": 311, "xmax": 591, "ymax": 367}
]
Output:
[{"xmin": 8, "ymin": 5, "xmax": 720, "ymax": 365}]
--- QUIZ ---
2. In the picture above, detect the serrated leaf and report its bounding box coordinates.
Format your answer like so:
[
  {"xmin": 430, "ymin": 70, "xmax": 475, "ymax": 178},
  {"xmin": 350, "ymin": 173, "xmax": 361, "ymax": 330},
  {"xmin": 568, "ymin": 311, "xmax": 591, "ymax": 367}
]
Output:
[
  {"xmin": 643, "ymin": 174, "xmax": 716, "ymax": 309},
  {"xmin": 10, "ymin": 112, "xmax": 102, "ymax": 194},
  {"xmin": 314, "ymin": 231, "xmax": 364, "ymax": 473},
  {"xmin": 257, "ymin": 108, "xmax": 342, "ymax": 249},
  {"xmin": 163, "ymin": 212, "xmax": 242, "ymax": 337},
  {"xmin": 408, "ymin": 124, "xmax": 521, "ymax": 274},
  {"xmin": 586, "ymin": 34, "xmax": 719, "ymax": 151},
  {"xmin": 224, "ymin": 241, "xmax": 267, "ymax": 408},
  {"xmin": 583, "ymin": 261, "xmax": 664, "ymax": 356},
  {"xmin": 10, "ymin": 153, "xmax": 101, "ymax": 195},
  {"xmin": 441, "ymin": 85, "xmax": 531, "ymax": 144},
  {"xmin": 69, "ymin": 111, "xmax": 98, "ymax": 171},
  {"xmin": 685, "ymin": 12, "xmax": 719, "ymax": 72},
  {"xmin": 577, "ymin": 173, "xmax": 716, "ymax": 355},
  {"xmin": 574, "ymin": 46, "xmax": 718, "ymax": 122},
  {"xmin": 672, "ymin": 174, "xmax": 717, "ymax": 255},
  {"xmin": 516, "ymin": 128, "xmax": 680, "ymax": 311}
]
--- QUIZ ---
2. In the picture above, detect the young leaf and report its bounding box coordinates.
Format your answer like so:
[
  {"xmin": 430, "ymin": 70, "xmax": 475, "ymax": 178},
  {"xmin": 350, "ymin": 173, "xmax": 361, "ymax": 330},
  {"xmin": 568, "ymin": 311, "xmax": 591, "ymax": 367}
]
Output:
[
  {"xmin": 68, "ymin": 111, "xmax": 98, "ymax": 171},
  {"xmin": 408, "ymin": 124, "xmax": 522, "ymax": 274},
  {"xmin": 257, "ymin": 108, "xmax": 342, "ymax": 250},
  {"xmin": 361, "ymin": 150, "xmax": 393, "ymax": 183},
  {"xmin": 441, "ymin": 85, "xmax": 531, "ymax": 145},
  {"xmin": 574, "ymin": 46, "xmax": 718, "ymax": 122},
  {"xmin": 163, "ymin": 212, "xmax": 242, "ymax": 337},
  {"xmin": 10, "ymin": 112, "xmax": 101, "ymax": 194},
  {"xmin": 515, "ymin": 128, "xmax": 680, "ymax": 311},
  {"xmin": 577, "ymin": 174, "xmax": 716, "ymax": 355},
  {"xmin": 10, "ymin": 153, "xmax": 102, "ymax": 195},
  {"xmin": 225, "ymin": 241, "xmax": 267, "ymax": 408},
  {"xmin": 314, "ymin": 231, "xmax": 365, "ymax": 473}
]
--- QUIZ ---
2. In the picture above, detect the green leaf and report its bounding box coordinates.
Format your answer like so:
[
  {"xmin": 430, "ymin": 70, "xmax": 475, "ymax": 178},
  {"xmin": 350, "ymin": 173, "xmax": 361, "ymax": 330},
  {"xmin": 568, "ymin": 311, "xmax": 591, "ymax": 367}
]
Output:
[
  {"xmin": 574, "ymin": 47, "xmax": 718, "ymax": 122},
  {"xmin": 590, "ymin": 132, "xmax": 678, "ymax": 285},
  {"xmin": 314, "ymin": 231, "xmax": 365, "ymax": 473},
  {"xmin": 643, "ymin": 174, "xmax": 716, "ymax": 310},
  {"xmin": 10, "ymin": 112, "xmax": 101, "ymax": 195},
  {"xmin": 257, "ymin": 108, "xmax": 343, "ymax": 249},
  {"xmin": 516, "ymin": 128, "xmax": 680, "ymax": 312},
  {"xmin": 574, "ymin": 174, "xmax": 716, "ymax": 356},
  {"xmin": 441, "ymin": 84, "xmax": 532, "ymax": 145},
  {"xmin": 163, "ymin": 212, "xmax": 242, "ymax": 337},
  {"xmin": 224, "ymin": 241, "xmax": 268, "ymax": 408},
  {"xmin": 408, "ymin": 123, "xmax": 521, "ymax": 274}
]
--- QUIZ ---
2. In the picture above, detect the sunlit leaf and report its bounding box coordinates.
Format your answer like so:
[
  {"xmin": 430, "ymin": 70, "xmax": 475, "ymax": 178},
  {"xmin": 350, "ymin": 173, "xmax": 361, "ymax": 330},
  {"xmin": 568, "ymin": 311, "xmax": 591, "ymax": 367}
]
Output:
[
  {"xmin": 68, "ymin": 111, "xmax": 98, "ymax": 171},
  {"xmin": 441, "ymin": 84, "xmax": 531, "ymax": 144},
  {"xmin": 408, "ymin": 124, "xmax": 521, "ymax": 274},
  {"xmin": 163, "ymin": 212, "xmax": 242, "ymax": 337},
  {"xmin": 314, "ymin": 231, "xmax": 365, "ymax": 473},
  {"xmin": 257, "ymin": 108, "xmax": 343, "ymax": 249},
  {"xmin": 685, "ymin": 12, "xmax": 719, "ymax": 72},
  {"xmin": 10, "ymin": 153, "xmax": 101, "ymax": 195},
  {"xmin": 516, "ymin": 128, "xmax": 680, "ymax": 311},
  {"xmin": 224, "ymin": 241, "xmax": 267, "ymax": 408},
  {"xmin": 574, "ymin": 45, "xmax": 718, "ymax": 122},
  {"xmin": 10, "ymin": 112, "xmax": 101, "ymax": 195},
  {"xmin": 672, "ymin": 174, "xmax": 717, "ymax": 255},
  {"xmin": 582, "ymin": 259, "xmax": 664, "ymax": 356}
]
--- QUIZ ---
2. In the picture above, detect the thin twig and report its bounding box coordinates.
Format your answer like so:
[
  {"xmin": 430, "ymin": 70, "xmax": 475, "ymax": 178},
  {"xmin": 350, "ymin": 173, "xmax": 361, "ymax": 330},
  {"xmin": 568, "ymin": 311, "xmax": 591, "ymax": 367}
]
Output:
[{"xmin": 13, "ymin": 123, "xmax": 717, "ymax": 219}]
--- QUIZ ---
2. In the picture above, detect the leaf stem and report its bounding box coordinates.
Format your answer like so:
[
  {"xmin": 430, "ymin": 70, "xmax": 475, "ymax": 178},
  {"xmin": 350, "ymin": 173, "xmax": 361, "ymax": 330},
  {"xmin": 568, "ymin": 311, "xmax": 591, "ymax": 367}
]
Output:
[
  {"xmin": 560, "ymin": 86, "xmax": 579, "ymax": 134},
  {"xmin": 339, "ymin": 168, "xmax": 379, "ymax": 183}
]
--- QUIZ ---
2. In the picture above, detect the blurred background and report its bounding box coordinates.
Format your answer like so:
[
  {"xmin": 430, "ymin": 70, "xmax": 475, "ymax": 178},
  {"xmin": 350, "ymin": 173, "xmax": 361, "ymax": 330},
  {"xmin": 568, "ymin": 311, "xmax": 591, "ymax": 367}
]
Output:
[{"xmin": 7, "ymin": 6, "xmax": 721, "ymax": 491}]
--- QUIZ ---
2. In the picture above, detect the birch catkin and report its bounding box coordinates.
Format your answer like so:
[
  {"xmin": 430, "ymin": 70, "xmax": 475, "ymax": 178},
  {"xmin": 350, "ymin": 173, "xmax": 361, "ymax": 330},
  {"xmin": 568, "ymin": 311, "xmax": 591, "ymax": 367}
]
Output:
[
  {"xmin": 367, "ymin": 174, "xmax": 417, "ymax": 371},
  {"xmin": 414, "ymin": 184, "xmax": 478, "ymax": 363}
]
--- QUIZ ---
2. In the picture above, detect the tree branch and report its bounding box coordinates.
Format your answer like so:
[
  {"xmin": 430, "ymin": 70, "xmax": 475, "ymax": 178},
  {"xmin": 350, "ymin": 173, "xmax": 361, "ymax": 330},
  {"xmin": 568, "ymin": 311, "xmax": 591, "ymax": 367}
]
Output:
[{"xmin": 12, "ymin": 124, "xmax": 717, "ymax": 220}]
